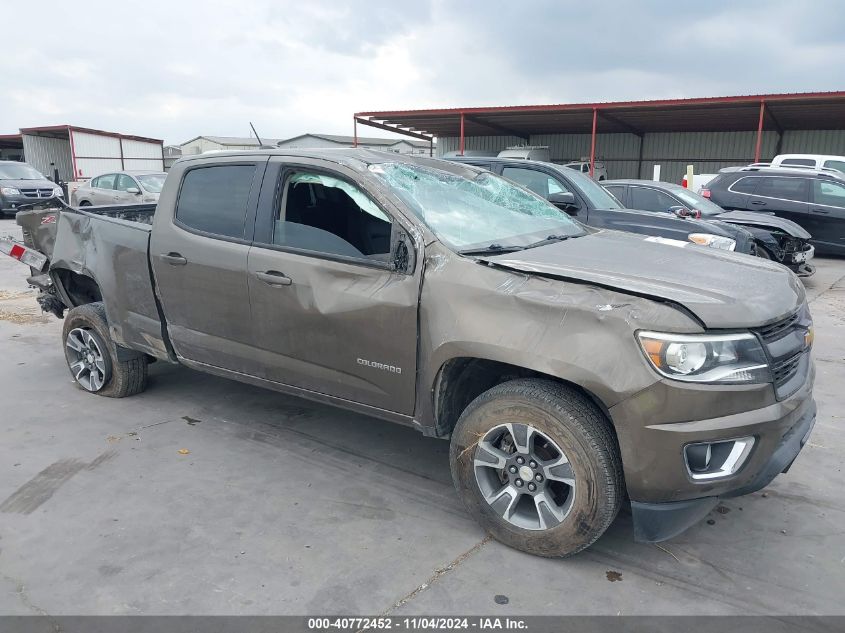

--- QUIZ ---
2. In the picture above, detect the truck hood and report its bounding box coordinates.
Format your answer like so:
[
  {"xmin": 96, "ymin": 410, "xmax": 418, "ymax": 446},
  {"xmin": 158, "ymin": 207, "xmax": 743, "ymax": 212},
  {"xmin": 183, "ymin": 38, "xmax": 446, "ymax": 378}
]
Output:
[
  {"xmin": 483, "ymin": 231, "xmax": 805, "ymax": 329},
  {"xmin": 715, "ymin": 210, "xmax": 811, "ymax": 239}
]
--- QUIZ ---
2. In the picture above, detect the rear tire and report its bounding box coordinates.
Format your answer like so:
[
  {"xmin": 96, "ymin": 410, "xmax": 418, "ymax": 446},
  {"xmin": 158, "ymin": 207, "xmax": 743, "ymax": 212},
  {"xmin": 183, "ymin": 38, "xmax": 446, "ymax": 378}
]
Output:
[
  {"xmin": 62, "ymin": 302, "xmax": 148, "ymax": 398},
  {"xmin": 450, "ymin": 378, "xmax": 623, "ymax": 558}
]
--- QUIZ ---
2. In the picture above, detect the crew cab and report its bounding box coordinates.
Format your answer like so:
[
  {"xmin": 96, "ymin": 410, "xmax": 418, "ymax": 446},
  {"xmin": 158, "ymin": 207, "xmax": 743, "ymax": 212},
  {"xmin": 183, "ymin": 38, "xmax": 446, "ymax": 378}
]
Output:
[
  {"xmin": 7, "ymin": 149, "xmax": 816, "ymax": 557},
  {"xmin": 447, "ymin": 156, "xmax": 756, "ymax": 255}
]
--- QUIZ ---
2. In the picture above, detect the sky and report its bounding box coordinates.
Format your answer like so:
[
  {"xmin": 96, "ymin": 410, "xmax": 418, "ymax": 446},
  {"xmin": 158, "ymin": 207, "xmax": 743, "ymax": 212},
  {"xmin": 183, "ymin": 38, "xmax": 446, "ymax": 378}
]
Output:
[{"xmin": 3, "ymin": 0, "xmax": 844, "ymax": 146}]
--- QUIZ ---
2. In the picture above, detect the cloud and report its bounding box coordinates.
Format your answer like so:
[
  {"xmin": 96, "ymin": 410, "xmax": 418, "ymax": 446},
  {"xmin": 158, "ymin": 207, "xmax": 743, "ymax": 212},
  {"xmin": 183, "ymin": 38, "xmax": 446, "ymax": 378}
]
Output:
[{"xmin": 1, "ymin": 0, "xmax": 843, "ymax": 144}]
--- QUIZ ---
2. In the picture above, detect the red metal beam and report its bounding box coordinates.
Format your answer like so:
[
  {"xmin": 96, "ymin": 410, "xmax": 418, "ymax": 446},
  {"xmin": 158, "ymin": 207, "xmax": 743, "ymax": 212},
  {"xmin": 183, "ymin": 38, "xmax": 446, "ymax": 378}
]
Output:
[
  {"xmin": 754, "ymin": 100, "xmax": 765, "ymax": 163},
  {"xmin": 356, "ymin": 90, "xmax": 845, "ymax": 119},
  {"xmin": 459, "ymin": 112, "xmax": 465, "ymax": 156},
  {"xmin": 589, "ymin": 108, "xmax": 597, "ymax": 178},
  {"xmin": 353, "ymin": 116, "xmax": 358, "ymax": 147}
]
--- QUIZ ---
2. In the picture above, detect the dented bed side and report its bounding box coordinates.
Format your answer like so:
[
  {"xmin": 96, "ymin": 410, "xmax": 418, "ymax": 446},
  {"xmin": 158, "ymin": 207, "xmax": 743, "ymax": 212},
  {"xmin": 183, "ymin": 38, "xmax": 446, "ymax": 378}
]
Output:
[{"xmin": 50, "ymin": 210, "xmax": 170, "ymax": 360}]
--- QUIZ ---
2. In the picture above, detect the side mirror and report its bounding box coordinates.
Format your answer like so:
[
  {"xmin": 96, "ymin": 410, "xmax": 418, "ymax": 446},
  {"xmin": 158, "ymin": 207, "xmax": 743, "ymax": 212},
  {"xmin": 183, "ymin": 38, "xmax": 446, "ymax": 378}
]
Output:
[
  {"xmin": 126, "ymin": 187, "xmax": 141, "ymax": 194},
  {"xmin": 548, "ymin": 191, "xmax": 579, "ymax": 212}
]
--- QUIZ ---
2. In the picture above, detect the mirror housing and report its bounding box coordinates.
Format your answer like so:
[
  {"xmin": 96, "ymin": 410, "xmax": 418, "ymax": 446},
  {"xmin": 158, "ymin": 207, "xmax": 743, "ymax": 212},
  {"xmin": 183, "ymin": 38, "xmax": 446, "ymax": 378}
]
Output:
[
  {"xmin": 548, "ymin": 191, "xmax": 578, "ymax": 210},
  {"xmin": 126, "ymin": 187, "xmax": 141, "ymax": 194}
]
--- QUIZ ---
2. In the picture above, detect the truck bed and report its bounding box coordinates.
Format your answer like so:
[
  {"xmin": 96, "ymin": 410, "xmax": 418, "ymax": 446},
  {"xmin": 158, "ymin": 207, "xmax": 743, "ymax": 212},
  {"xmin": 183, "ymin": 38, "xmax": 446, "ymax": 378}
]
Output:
[{"xmin": 18, "ymin": 202, "xmax": 170, "ymax": 360}]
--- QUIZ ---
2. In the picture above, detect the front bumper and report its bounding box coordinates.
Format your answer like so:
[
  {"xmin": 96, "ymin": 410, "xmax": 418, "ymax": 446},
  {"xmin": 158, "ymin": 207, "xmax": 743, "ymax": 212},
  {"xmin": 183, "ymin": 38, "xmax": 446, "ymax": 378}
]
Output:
[{"xmin": 630, "ymin": 399, "xmax": 816, "ymax": 542}]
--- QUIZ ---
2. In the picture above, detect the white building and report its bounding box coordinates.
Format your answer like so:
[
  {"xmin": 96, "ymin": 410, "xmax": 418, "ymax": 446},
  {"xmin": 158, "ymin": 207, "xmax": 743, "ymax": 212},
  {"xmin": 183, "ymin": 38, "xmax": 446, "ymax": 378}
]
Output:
[
  {"xmin": 179, "ymin": 135, "xmax": 283, "ymax": 156},
  {"xmin": 276, "ymin": 133, "xmax": 434, "ymax": 155}
]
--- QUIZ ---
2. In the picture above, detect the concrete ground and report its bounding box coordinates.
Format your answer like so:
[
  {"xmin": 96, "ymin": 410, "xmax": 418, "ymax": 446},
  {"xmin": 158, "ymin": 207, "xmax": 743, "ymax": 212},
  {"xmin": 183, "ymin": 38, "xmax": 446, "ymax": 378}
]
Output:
[{"xmin": 0, "ymin": 216, "xmax": 843, "ymax": 616}]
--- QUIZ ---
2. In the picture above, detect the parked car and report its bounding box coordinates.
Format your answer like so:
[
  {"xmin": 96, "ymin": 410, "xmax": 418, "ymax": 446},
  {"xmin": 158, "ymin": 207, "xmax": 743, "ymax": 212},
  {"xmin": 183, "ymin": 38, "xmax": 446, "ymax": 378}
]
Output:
[
  {"xmin": 71, "ymin": 171, "xmax": 166, "ymax": 207},
  {"xmin": 0, "ymin": 161, "xmax": 63, "ymax": 216},
  {"xmin": 604, "ymin": 179, "xmax": 815, "ymax": 275},
  {"xmin": 771, "ymin": 154, "xmax": 845, "ymax": 174},
  {"xmin": 447, "ymin": 156, "xmax": 756, "ymax": 255},
  {"xmin": 704, "ymin": 166, "xmax": 845, "ymax": 256},
  {"xmin": 7, "ymin": 149, "xmax": 815, "ymax": 558},
  {"xmin": 564, "ymin": 160, "xmax": 608, "ymax": 181}
]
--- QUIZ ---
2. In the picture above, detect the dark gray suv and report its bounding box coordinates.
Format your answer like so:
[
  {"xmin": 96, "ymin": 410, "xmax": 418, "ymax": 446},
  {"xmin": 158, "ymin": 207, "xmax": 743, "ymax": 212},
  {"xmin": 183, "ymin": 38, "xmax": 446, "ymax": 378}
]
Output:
[
  {"xmin": 705, "ymin": 166, "xmax": 845, "ymax": 256},
  {"xmin": 0, "ymin": 161, "xmax": 63, "ymax": 216}
]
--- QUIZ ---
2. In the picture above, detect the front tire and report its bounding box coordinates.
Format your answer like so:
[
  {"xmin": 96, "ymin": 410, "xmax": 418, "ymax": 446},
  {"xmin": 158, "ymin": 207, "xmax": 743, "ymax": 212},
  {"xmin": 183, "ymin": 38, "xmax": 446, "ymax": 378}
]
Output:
[
  {"xmin": 62, "ymin": 302, "xmax": 148, "ymax": 398},
  {"xmin": 450, "ymin": 379, "xmax": 623, "ymax": 558}
]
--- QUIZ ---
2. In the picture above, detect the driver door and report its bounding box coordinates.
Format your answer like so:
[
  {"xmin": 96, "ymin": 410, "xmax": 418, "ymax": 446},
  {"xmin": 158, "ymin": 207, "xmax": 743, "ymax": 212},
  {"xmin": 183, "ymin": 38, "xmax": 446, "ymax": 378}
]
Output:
[{"xmin": 246, "ymin": 158, "xmax": 421, "ymax": 414}]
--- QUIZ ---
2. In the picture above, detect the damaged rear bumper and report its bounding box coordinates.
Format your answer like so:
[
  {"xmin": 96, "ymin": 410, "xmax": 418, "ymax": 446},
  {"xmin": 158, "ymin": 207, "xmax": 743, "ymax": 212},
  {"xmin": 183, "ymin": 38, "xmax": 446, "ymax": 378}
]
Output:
[{"xmin": 630, "ymin": 399, "xmax": 816, "ymax": 542}]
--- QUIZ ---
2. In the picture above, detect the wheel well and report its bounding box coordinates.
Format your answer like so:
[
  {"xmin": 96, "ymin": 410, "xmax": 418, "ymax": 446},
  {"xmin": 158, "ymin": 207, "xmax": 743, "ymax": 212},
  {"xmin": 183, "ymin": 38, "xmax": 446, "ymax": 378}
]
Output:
[
  {"xmin": 53, "ymin": 269, "xmax": 102, "ymax": 307},
  {"xmin": 432, "ymin": 357, "xmax": 613, "ymax": 438}
]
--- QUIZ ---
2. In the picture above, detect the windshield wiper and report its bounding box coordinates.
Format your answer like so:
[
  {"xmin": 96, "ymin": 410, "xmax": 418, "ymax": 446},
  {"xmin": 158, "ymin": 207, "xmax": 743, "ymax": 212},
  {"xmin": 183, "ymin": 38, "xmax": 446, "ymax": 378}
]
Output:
[
  {"xmin": 459, "ymin": 243, "xmax": 525, "ymax": 256},
  {"xmin": 522, "ymin": 234, "xmax": 573, "ymax": 250}
]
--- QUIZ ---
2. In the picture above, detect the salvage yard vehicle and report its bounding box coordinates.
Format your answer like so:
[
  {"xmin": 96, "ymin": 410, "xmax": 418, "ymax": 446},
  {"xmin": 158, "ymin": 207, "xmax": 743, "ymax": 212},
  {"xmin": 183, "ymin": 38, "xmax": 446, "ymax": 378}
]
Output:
[
  {"xmin": 0, "ymin": 161, "xmax": 63, "ymax": 217},
  {"xmin": 564, "ymin": 160, "xmax": 608, "ymax": 181},
  {"xmin": 771, "ymin": 154, "xmax": 845, "ymax": 174},
  {"xmin": 448, "ymin": 156, "xmax": 757, "ymax": 255},
  {"xmin": 6, "ymin": 149, "xmax": 816, "ymax": 558},
  {"xmin": 71, "ymin": 170, "xmax": 167, "ymax": 207},
  {"xmin": 604, "ymin": 179, "xmax": 815, "ymax": 276},
  {"xmin": 705, "ymin": 166, "xmax": 845, "ymax": 256}
]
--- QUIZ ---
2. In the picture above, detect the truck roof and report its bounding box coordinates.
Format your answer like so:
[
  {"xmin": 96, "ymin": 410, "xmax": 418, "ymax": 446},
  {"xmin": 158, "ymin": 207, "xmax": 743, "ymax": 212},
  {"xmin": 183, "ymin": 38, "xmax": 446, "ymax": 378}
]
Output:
[{"xmin": 176, "ymin": 148, "xmax": 480, "ymax": 177}]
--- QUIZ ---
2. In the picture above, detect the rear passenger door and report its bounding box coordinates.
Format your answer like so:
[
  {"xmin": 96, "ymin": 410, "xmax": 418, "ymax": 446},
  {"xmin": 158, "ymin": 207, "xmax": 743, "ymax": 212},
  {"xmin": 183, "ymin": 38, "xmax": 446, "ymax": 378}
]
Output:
[
  {"xmin": 92, "ymin": 173, "xmax": 117, "ymax": 205},
  {"xmin": 150, "ymin": 158, "xmax": 267, "ymax": 373},
  {"xmin": 746, "ymin": 176, "xmax": 810, "ymax": 227},
  {"xmin": 245, "ymin": 157, "xmax": 421, "ymax": 414},
  {"xmin": 808, "ymin": 178, "xmax": 845, "ymax": 254}
]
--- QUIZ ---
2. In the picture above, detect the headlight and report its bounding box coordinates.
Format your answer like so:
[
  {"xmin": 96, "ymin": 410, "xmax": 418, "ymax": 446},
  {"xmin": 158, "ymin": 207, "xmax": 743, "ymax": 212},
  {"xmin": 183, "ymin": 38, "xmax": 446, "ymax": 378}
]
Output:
[
  {"xmin": 637, "ymin": 331, "xmax": 770, "ymax": 383},
  {"xmin": 53, "ymin": 187, "xmax": 64, "ymax": 197},
  {"xmin": 0, "ymin": 187, "xmax": 21, "ymax": 196},
  {"xmin": 688, "ymin": 233, "xmax": 736, "ymax": 251}
]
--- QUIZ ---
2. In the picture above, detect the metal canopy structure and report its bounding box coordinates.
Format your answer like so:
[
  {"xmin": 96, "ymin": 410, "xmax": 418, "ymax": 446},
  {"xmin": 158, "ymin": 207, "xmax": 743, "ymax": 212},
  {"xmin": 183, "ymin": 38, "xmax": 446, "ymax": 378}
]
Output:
[{"xmin": 354, "ymin": 91, "xmax": 845, "ymax": 176}]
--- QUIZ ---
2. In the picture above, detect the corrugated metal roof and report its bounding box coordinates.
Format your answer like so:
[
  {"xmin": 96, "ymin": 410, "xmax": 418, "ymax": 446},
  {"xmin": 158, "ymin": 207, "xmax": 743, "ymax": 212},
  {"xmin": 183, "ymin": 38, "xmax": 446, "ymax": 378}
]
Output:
[
  {"xmin": 280, "ymin": 133, "xmax": 432, "ymax": 148},
  {"xmin": 356, "ymin": 91, "xmax": 845, "ymax": 138},
  {"xmin": 181, "ymin": 135, "xmax": 284, "ymax": 146}
]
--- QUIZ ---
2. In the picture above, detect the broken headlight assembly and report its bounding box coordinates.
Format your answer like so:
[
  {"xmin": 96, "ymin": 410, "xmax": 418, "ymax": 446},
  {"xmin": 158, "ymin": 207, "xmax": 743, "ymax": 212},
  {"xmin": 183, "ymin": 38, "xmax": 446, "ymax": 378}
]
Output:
[
  {"xmin": 687, "ymin": 233, "xmax": 736, "ymax": 251},
  {"xmin": 637, "ymin": 331, "xmax": 770, "ymax": 384}
]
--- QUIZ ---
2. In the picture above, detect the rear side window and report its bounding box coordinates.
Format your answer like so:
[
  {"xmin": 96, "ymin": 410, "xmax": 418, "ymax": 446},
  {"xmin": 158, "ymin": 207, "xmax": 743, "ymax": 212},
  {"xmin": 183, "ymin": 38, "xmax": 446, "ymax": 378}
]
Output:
[
  {"xmin": 754, "ymin": 177, "xmax": 809, "ymax": 202},
  {"xmin": 823, "ymin": 160, "xmax": 845, "ymax": 173},
  {"xmin": 175, "ymin": 165, "xmax": 256, "ymax": 239},
  {"xmin": 96, "ymin": 174, "xmax": 116, "ymax": 190},
  {"xmin": 730, "ymin": 177, "xmax": 758, "ymax": 194},
  {"xmin": 780, "ymin": 158, "xmax": 815, "ymax": 167}
]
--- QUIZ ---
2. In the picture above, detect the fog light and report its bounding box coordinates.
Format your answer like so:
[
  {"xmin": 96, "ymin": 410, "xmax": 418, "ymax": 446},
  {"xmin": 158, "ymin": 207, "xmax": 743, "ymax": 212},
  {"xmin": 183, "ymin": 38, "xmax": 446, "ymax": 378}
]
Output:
[
  {"xmin": 684, "ymin": 437, "xmax": 755, "ymax": 481},
  {"xmin": 685, "ymin": 443, "xmax": 712, "ymax": 472}
]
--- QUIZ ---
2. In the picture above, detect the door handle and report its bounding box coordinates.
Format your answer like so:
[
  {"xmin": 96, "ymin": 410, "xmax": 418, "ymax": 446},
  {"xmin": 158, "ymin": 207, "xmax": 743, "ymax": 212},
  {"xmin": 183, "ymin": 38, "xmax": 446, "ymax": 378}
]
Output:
[
  {"xmin": 160, "ymin": 253, "xmax": 187, "ymax": 265},
  {"xmin": 750, "ymin": 200, "xmax": 767, "ymax": 206},
  {"xmin": 811, "ymin": 208, "xmax": 830, "ymax": 214},
  {"xmin": 255, "ymin": 270, "xmax": 292, "ymax": 286}
]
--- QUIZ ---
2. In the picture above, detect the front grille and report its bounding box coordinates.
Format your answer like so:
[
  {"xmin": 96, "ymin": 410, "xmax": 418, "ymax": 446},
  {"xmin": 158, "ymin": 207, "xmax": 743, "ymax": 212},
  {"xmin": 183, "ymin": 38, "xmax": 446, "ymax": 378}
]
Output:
[
  {"xmin": 773, "ymin": 352, "xmax": 802, "ymax": 386},
  {"xmin": 757, "ymin": 311, "xmax": 799, "ymax": 342},
  {"xmin": 20, "ymin": 188, "xmax": 55, "ymax": 199}
]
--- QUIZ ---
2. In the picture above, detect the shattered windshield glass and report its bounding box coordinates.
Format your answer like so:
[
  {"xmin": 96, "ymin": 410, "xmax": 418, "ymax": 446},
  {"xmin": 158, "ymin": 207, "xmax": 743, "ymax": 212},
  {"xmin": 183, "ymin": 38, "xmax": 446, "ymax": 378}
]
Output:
[{"xmin": 370, "ymin": 162, "xmax": 585, "ymax": 251}]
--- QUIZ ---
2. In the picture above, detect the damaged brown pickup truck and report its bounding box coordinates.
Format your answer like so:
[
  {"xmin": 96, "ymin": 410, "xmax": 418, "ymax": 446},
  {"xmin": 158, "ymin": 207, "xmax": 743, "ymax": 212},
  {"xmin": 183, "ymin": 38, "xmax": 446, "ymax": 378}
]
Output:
[{"xmin": 11, "ymin": 149, "xmax": 817, "ymax": 557}]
